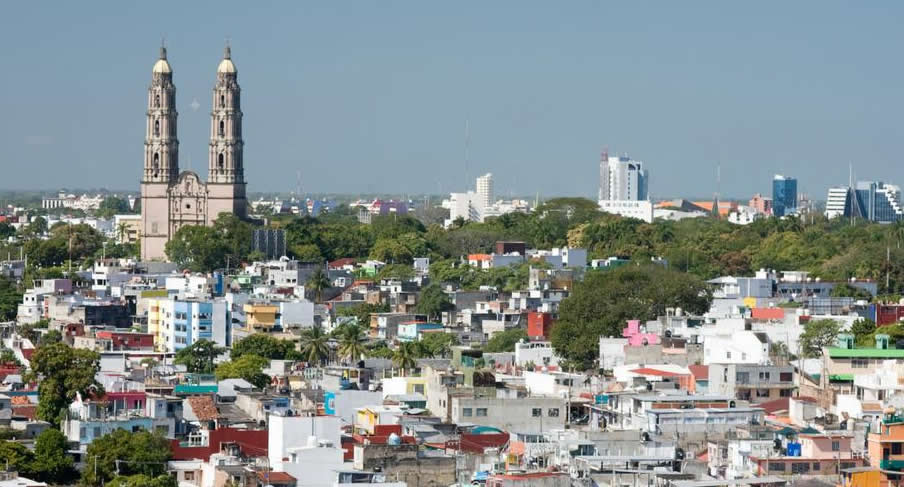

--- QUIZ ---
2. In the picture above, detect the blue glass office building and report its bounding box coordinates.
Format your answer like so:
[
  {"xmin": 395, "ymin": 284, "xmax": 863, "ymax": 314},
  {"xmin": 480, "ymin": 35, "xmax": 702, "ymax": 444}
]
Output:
[{"xmin": 772, "ymin": 175, "xmax": 797, "ymax": 217}]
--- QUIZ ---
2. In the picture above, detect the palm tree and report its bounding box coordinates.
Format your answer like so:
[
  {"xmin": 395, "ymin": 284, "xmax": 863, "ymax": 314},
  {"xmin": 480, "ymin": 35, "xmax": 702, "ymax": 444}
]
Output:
[
  {"xmin": 116, "ymin": 222, "xmax": 130, "ymax": 244},
  {"xmin": 307, "ymin": 267, "xmax": 331, "ymax": 303},
  {"xmin": 299, "ymin": 326, "xmax": 330, "ymax": 365},
  {"xmin": 392, "ymin": 341, "xmax": 420, "ymax": 376},
  {"xmin": 338, "ymin": 324, "xmax": 367, "ymax": 363}
]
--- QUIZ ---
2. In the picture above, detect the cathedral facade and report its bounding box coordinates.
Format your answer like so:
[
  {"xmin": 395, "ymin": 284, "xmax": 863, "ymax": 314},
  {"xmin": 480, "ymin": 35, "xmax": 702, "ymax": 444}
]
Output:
[{"xmin": 140, "ymin": 46, "xmax": 247, "ymax": 261}]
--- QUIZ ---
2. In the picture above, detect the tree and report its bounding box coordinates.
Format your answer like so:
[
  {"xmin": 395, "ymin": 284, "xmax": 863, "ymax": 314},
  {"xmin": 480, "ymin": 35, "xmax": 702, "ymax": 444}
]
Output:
[
  {"xmin": 96, "ymin": 197, "xmax": 132, "ymax": 218},
  {"xmin": 174, "ymin": 339, "xmax": 225, "ymax": 374},
  {"xmin": 416, "ymin": 283, "xmax": 453, "ymax": 321},
  {"xmin": 109, "ymin": 475, "xmax": 178, "ymax": 487},
  {"xmin": 0, "ymin": 221, "xmax": 14, "ymax": 240},
  {"xmin": 164, "ymin": 225, "xmax": 227, "ymax": 272},
  {"xmin": 369, "ymin": 238, "xmax": 414, "ymax": 264},
  {"xmin": 215, "ymin": 354, "xmax": 271, "ymax": 388},
  {"xmin": 31, "ymin": 428, "xmax": 76, "ymax": 484},
  {"xmin": 799, "ymin": 319, "xmax": 842, "ymax": 358},
  {"xmin": 27, "ymin": 343, "xmax": 102, "ymax": 424},
  {"xmin": 392, "ymin": 341, "xmax": 420, "ymax": 375},
  {"xmin": 231, "ymin": 334, "xmax": 297, "ymax": 361},
  {"xmin": 0, "ymin": 441, "xmax": 36, "ymax": 477},
  {"xmin": 418, "ymin": 332, "xmax": 459, "ymax": 358},
  {"xmin": 336, "ymin": 303, "xmax": 389, "ymax": 329},
  {"xmin": 484, "ymin": 328, "xmax": 527, "ymax": 353},
  {"xmin": 830, "ymin": 283, "xmax": 873, "ymax": 300},
  {"xmin": 851, "ymin": 318, "xmax": 878, "ymax": 346},
  {"xmin": 0, "ymin": 277, "xmax": 21, "ymax": 322},
  {"xmin": 299, "ymin": 327, "xmax": 330, "ymax": 365},
  {"xmin": 337, "ymin": 324, "xmax": 367, "ymax": 362},
  {"xmin": 82, "ymin": 429, "xmax": 172, "ymax": 486},
  {"xmin": 306, "ymin": 267, "xmax": 331, "ymax": 303},
  {"xmin": 0, "ymin": 348, "xmax": 21, "ymax": 367},
  {"xmin": 38, "ymin": 329, "xmax": 62, "ymax": 346},
  {"xmin": 550, "ymin": 265, "xmax": 713, "ymax": 369}
]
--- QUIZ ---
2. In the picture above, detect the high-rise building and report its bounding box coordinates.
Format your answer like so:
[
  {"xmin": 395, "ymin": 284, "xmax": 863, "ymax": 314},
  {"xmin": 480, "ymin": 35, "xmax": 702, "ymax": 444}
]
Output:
[
  {"xmin": 771, "ymin": 175, "xmax": 797, "ymax": 217},
  {"xmin": 140, "ymin": 45, "xmax": 248, "ymax": 261},
  {"xmin": 252, "ymin": 229, "xmax": 287, "ymax": 260},
  {"xmin": 599, "ymin": 154, "xmax": 648, "ymax": 201},
  {"xmin": 825, "ymin": 181, "xmax": 903, "ymax": 222},
  {"xmin": 476, "ymin": 173, "xmax": 494, "ymax": 211}
]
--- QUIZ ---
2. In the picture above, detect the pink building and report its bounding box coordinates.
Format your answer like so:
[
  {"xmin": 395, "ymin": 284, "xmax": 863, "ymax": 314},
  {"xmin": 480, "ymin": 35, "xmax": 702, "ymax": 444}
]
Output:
[
  {"xmin": 622, "ymin": 320, "xmax": 660, "ymax": 347},
  {"xmin": 749, "ymin": 193, "xmax": 773, "ymax": 215}
]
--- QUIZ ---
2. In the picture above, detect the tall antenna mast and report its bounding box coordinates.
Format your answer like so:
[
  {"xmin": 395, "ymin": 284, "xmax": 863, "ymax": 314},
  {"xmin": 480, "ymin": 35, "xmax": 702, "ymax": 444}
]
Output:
[
  {"xmin": 464, "ymin": 119, "xmax": 471, "ymax": 189},
  {"xmin": 296, "ymin": 170, "xmax": 302, "ymax": 198}
]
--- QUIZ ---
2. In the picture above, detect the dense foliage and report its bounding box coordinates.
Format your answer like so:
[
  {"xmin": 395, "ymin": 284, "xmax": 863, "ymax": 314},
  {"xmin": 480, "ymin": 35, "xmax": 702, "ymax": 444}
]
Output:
[
  {"xmin": 484, "ymin": 328, "xmax": 528, "ymax": 353},
  {"xmin": 230, "ymin": 334, "xmax": 299, "ymax": 361},
  {"xmin": 27, "ymin": 343, "xmax": 103, "ymax": 424},
  {"xmin": 215, "ymin": 354, "xmax": 271, "ymax": 388},
  {"xmin": 82, "ymin": 429, "xmax": 172, "ymax": 486},
  {"xmin": 551, "ymin": 265, "xmax": 713, "ymax": 369},
  {"xmin": 174, "ymin": 339, "xmax": 225, "ymax": 374},
  {"xmin": 799, "ymin": 319, "xmax": 842, "ymax": 358}
]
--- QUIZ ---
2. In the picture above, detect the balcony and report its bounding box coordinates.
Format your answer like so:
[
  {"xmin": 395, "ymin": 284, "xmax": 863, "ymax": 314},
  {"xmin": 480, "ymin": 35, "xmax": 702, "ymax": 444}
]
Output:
[{"xmin": 880, "ymin": 459, "xmax": 904, "ymax": 470}]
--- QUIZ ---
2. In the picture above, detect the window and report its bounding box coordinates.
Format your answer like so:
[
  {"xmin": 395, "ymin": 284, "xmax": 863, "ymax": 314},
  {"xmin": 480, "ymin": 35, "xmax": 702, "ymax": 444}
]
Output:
[
  {"xmin": 756, "ymin": 389, "xmax": 771, "ymax": 398},
  {"xmin": 218, "ymin": 153, "xmax": 225, "ymax": 170},
  {"xmin": 742, "ymin": 353, "xmax": 747, "ymax": 361},
  {"xmin": 154, "ymin": 120, "xmax": 160, "ymax": 136},
  {"xmin": 476, "ymin": 408, "xmax": 488, "ymax": 417},
  {"xmin": 780, "ymin": 372, "xmax": 792, "ymax": 382},
  {"xmin": 813, "ymin": 462, "xmax": 820, "ymax": 470},
  {"xmin": 726, "ymin": 351, "xmax": 732, "ymax": 359},
  {"xmin": 219, "ymin": 120, "xmax": 225, "ymax": 136},
  {"xmin": 220, "ymin": 95, "xmax": 225, "ymax": 107},
  {"xmin": 759, "ymin": 371, "xmax": 771, "ymax": 381},
  {"xmin": 184, "ymin": 472, "xmax": 194, "ymax": 481},
  {"xmin": 852, "ymin": 359, "xmax": 869, "ymax": 369},
  {"xmin": 736, "ymin": 372, "xmax": 750, "ymax": 383},
  {"xmin": 893, "ymin": 443, "xmax": 902, "ymax": 455},
  {"xmin": 780, "ymin": 389, "xmax": 793, "ymax": 397},
  {"xmin": 462, "ymin": 408, "xmax": 472, "ymax": 417},
  {"xmin": 548, "ymin": 408, "xmax": 560, "ymax": 417},
  {"xmin": 831, "ymin": 441, "xmax": 840, "ymax": 452},
  {"xmin": 791, "ymin": 462, "xmax": 810, "ymax": 474},
  {"xmin": 768, "ymin": 462, "xmax": 786, "ymax": 472},
  {"xmin": 532, "ymin": 408, "xmax": 542, "ymax": 417}
]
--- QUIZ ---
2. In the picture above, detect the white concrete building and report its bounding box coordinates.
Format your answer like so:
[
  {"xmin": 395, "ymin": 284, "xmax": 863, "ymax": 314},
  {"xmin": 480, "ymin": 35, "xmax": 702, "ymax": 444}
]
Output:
[
  {"xmin": 476, "ymin": 173, "xmax": 494, "ymax": 211},
  {"xmin": 598, "ymin": 199, "xmax": 653, "ymax": 223},
  {"xmin": 599, "ymin": 154, "xmax": 648, "ymax": 201},
  {"xmin": 515, "ymin": 341, "xmax": 560, "ymax": 368}
]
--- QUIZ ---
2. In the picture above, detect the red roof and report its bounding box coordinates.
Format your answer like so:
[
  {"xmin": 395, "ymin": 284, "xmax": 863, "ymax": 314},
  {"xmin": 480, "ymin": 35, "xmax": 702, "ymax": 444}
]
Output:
[
  {"xmin": 630, "ymin": 367, "xmax": 680, "ymax": 377},
  {"xmin": 329, "ymin": 258, "xmax": 356, "ymax": 269},
  {"xmin": 758, "ymin": 397, "xmax": 790, "ymax": 414},
  {"xmin": 688, "ymin": 365, "xmax": 709, "ymax": 380},
  {"xmin": 256, "ymin": 471, "xmax": 295, "ymax": 483}
]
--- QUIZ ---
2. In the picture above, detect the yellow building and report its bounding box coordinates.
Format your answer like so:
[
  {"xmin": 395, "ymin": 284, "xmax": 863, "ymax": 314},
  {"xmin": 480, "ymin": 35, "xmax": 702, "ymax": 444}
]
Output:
[
  {"xmin": 244, "ymin": 303, "xmax": 278, "ymax": 331},
  {"xmin": 838, "ymin": 468, "xmax": 880, "ymax": 487},
  {"xmin": 143, "ymin": 296, "xmax": 169, "ymax": 351}
]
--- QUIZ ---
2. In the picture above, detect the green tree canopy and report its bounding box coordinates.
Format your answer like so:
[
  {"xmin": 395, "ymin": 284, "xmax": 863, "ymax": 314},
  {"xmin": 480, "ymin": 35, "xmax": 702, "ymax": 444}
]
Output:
[
  {"xmin": 231, "ymin": 334, "xmax": 297, "ymax": 361},
  {"xmin": 800, "ymin": 319, "xmax": 843, "ymax": 358},
  {"xmin": 31, "ymin": 428, "xmax": 77, "ymax": 484},
  {"xmin": 215, "ymin": 354, "xmax": 271, "ymax": 388},
  {"xmin": 82, "ymin": 429, "xmax": 172, "ymax": 486},
  {"xmin": 0, "ymin": 277, "xmax": 21, "ymax": 321},
  {"xmin": 27, "ymin": 343, "xmax": 103, "ymax": 424},
  {"xmin": 96, "ymin": 197, "xmax": 132, "ymax": 218},
  {"xmin": 484, "ymin": 328, "xmax": 527, "ymax": 353},
  {"xmin": 174, "ymin": 339, "xmax": 225, "ymax": 374},
  {"xmin": 416, "ymin": 283, "xmax": 453, "ymax": 320},
  {"xmin": 418, "ymin": 332, "xmax": 459, "ymax": 358},
  {"xmin": 299, "ymin": 326, "xmax": 330, "ymax": 365},
  {"xmin": 550, "ymin": 265, "xmax": 713, "ymax": 369}
]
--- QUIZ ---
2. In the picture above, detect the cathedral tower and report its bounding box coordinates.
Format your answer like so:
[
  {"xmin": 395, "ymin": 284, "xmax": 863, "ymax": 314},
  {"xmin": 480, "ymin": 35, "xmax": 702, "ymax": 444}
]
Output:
[
  {"xmin": 140, "ymin": 47, "xmax": 180, "ymax": 260},
  {"xmin": 206, "ymin": 45, "xmax": 247, "ymax": 223}
]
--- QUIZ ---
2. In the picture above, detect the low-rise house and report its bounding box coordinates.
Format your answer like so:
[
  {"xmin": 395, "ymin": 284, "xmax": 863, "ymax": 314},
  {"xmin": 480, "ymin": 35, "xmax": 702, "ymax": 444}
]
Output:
[{"xmin": 707, "ymin": 364, "xmax": 795, "ymax": 403}]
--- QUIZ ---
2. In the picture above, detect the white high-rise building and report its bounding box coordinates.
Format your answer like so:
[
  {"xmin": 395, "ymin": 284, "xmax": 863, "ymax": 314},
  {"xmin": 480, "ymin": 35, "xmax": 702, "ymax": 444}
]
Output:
[
  {"xmin": 599, "ymin": 154, "xmax": 648, "ymax": 201},
  {"xmin": 598, "ymin": 152, "xmax": 652, "ymax": 222},
  {"xmin": 476, "ymin": 173, "xmax": 494, "ymax": 211},
  {"xmin": 825, "ymin": 186, "xmax": 850, "ymax": 219}
]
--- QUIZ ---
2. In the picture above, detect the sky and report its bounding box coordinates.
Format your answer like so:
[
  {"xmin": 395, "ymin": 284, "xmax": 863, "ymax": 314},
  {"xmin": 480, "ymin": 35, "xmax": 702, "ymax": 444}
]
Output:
[{"xmin": 1, "ymin": 2, "xmax": 903, "ymax": 200}]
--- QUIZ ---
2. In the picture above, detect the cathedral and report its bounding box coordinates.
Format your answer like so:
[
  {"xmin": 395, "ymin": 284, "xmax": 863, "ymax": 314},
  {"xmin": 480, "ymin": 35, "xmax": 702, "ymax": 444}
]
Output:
[{"xmin": 140, "ymin": 45, "xmax": 248, "ymax": 261}]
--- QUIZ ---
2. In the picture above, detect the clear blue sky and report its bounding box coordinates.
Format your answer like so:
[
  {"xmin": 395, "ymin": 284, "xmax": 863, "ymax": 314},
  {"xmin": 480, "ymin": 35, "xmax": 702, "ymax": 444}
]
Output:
[{"xmin": 2, "ymin": 2, "xmax": 902, "ymax": 199}]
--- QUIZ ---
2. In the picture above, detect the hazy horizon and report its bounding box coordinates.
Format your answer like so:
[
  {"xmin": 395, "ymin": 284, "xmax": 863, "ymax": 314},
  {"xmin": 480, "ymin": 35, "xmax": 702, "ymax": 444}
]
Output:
[{"xmin": 2, "ymin": 2, "xmax": 902, "ymax": 200}]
